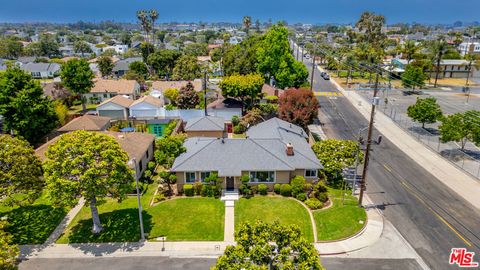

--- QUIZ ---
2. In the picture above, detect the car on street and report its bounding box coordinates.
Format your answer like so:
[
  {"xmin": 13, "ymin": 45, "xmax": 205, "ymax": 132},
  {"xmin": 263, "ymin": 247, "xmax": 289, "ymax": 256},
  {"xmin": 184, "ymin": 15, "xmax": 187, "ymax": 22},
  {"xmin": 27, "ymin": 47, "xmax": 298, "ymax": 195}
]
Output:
[{"xmin": 323, "ymin": 74, "xmax": 330, "ymax": 80}]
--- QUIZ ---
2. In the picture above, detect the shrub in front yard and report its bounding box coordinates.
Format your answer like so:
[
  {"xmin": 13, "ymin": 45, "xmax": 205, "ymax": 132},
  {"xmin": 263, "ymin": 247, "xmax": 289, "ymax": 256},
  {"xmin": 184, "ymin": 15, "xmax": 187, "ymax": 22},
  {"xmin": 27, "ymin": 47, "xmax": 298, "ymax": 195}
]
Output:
[
  {"xmin": 296, "ymin": 192, "xmax": 307, "ymax": 202},
  {"xmin": 258, "ymin": 184, "xmax": 268, "ymax": 195},
  {"xmin": 312, "ymin": 182, "xmax": 328, "ymax": 203},
  {"xmin": 184, "ymin": 184, "xmax": 194, "ymax": 196},
  {"xmin": 233, "ymin": 123, "xmax": 246, "ymax": 134},
  {"xmin": 194, "ymin": 181, "xmax": 203, "ymax": 195},
  {"xmin": 280, "ymin": 184, "xmax": 292, "ymax": 197},
  {"xmin": 305, "ymin": 198, "xmax": 323, "ymax": 210},
  {"xmin": 290, "ymin": 176, "xmax": 306, "ymax": 197},
  {"xmin": 153, "ymin": 193, "xmax": 166, "ymax": 203},
  {"xmin": 274, "ymin": 184, "xmax": 281, "ymax": 194}
]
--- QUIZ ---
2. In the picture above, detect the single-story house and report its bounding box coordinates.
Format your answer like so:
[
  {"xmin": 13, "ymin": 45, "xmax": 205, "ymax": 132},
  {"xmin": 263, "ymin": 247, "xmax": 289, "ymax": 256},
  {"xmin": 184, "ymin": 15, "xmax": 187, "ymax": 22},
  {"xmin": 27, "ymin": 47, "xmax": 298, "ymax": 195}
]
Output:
[
  {"xmin": 20, "ymin": 62, "xmax": 60, "ymax": 78},
  {"xmin": 35, "ymin": 131, "xmax": 155, "ymax": 180},
  {"xmin": 58, "ymin": 115, "xmax": 111, "ymax": 132},
  {"xmin": 112, "ymin": 57, "xmax": 143, "ymax": 77},
  {"xmin": 129, "ymin": 95, "xmax": 164, "ymax": 119},
  {"xmin": 84, "ymin": 79, "xmax": 140, "ymax": 103},
  {"xmin": 96, "ymin": 95, "xmax": 134, "ymax": 120},
  {"xmin": 184, "ymin": 116, "xmax": 226, "ymax": 138},
  {"xmin": 151, "ymin": 79, "xmax": 203, "ymax": 94},
  {"xmin": 391, "ymin": 58, "xmax": 472, "ymax": 79},
  {"xmin": 171, "ymin": 118, "xmax": 322, "ymax": 192}
]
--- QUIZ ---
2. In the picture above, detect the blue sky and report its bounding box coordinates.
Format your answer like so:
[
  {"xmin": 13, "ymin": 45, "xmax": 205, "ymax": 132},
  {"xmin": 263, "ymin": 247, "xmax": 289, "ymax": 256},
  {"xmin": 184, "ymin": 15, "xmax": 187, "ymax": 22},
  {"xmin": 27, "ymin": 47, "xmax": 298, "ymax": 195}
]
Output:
[{"xmin": 0, "ymin": 0, "xmax": 478, "ymax": 24}]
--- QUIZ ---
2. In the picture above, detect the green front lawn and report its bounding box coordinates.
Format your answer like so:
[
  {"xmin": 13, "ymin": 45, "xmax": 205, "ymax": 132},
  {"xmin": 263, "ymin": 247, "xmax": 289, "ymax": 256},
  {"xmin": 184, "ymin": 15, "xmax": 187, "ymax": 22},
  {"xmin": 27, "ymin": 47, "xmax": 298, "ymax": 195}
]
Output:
[
  {"xmin": 147, "ymin": 198, "xmax": 224, "ymax": 241},
  {"xmin": 68, "ymin": 103, "xmax": 97, "ymax": 114},
  {"xmin": 235, "ymin": 196, "xmax": 314, "ymax": 242},
  {"xmin": 314, "ymin": 189, "xmax": 366, "ymax": 241},
  {"xmin": 57, "ymin": 185, "xmax": 225, "ymax": 243},
  {"xmin": 0, "ymin": 193, "xmax": 68, "ymax": 245}
]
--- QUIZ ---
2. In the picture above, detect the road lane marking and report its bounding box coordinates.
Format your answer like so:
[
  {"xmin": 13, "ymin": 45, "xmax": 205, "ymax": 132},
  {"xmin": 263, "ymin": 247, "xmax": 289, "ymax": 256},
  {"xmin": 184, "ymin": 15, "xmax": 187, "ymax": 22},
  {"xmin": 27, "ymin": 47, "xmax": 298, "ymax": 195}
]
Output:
[
  {"xmin": 381, "ymin": 164, "xmax": 473, "ymax": 247},
  {"xmin": 314, "ymin": 92, "xmax": 343, "ymax": 97}
]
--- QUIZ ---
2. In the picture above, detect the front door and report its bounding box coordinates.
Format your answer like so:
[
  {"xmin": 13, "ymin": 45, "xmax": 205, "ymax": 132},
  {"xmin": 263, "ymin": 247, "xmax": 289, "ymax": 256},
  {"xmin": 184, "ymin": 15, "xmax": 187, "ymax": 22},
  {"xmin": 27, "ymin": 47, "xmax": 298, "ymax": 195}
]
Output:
[{"xmin": 226, "ymin": 177, "xmax": 235, "ymax": 191}]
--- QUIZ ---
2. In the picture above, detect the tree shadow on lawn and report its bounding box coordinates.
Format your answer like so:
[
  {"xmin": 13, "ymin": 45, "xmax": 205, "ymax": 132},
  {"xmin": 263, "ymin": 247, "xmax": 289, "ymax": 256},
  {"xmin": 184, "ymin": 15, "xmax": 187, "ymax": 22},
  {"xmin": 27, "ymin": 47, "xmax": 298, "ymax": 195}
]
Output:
[
  {"xmin": 0, "ymin": 204, "xmax": 67, "ymax": 245},
  {"xmin": 66, "ymin": 208, "xmax": 153, "ymax": 255}
]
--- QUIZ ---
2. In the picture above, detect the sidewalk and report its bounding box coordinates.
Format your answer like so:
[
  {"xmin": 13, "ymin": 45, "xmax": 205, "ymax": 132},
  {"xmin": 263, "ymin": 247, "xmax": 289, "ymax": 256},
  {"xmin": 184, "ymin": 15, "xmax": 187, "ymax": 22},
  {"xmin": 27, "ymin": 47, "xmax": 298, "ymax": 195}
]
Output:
[{"xmin": 326, "ymin": 73, "xmax": 480, "ymax": 209}]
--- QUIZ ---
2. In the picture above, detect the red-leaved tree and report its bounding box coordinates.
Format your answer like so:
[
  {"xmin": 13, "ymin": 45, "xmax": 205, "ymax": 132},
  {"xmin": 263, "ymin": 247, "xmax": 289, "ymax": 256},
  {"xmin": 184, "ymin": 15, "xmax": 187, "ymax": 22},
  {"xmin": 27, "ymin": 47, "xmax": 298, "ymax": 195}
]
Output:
[{"xmin": 278, "ymin": 88, "xmax": 319, "ymax": 128}]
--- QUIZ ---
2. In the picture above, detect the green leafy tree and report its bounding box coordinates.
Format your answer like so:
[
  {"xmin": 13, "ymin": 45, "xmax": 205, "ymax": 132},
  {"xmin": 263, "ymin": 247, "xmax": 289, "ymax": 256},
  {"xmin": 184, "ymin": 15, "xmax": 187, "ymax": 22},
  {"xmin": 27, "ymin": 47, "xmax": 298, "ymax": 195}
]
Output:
[
  {"xmin": 54, "ymin": 101, "xmax": 69, "ymax": 126},
  {"xmin": 120, "ymin": 32, "xmax": 132, "ymax": 47},
  {"xmin": 0, "ymin": 67, "xmax": 58, "ymax": 142},
  {"xmin": 0, "ymin": 37, "xmax": 23, "ymax": 59},
  {"xmin": 222, "ymin": 36, "xmax": 261, "ymax": 76},
  {"xmin": 154, "ymin": 134, "xmax": 187, "ymax": 168},
  {"xmin": 176, "ymin": 82, "xmax": 200, "ymax": 109},
  {"xmin": 60, "ymin": 58, "xmax": 94, "ymax": 112},
  {"xmin": 278, "ymin": 88, "xmax": 319, "ymax": 128},
  {"xmin": 147, "ymin": 49, "xmax": 181, "ymax": 78},
  {"xmin": 212, "ymin": 221, "xmax": 324, "ymax": 270},
  {"xmin": 0, "ymin": 135, "xmax": 43, "ymax": 206},
  {"xmin": 43, "ymin": 131, "xmax": 134, "ymax": 233},
  {"xmin": 355, "ymin": 12, "xmax": 386, "ymax": 47},
  {"xmin": 140, "ymin": 42, "xmax": 155, "ymax": 63},
  {"xmin": 407, "ymin": 97, "xmax": 443, "ymax": 128},
  {"xmin": 439, "ymin": 110, "xmax": 480, "ymax": 150},
  {"xmin": 73, "ymin": 40, "xmax": 92, "ymax": 57},
  {"xmin": 183, "ymin": 43, "xmax": 209, "ymax": 57},
  {"xmin": 256, "ymin": 24, "xmax": 308, "ymax": 88},
  {"xmin": 97, "ymin": 55, "xmax": 114, "ymax": 77},
  {"xmin": 219, "ymin": 74, "xmax": 264, "ymax": 112},
  {"xmin": 128, "ymin": 61, "xmax": 149, "ymax": 80},
  {"xmin": 0, "ymin": 221, "xmax": 19, "ymax": 270},
  {"xmin": 163, "ymin": 88, "xmax": 179, "ymax": 104},
  {"xmin": 38, "ymin": 33, "xmax": 60, "ymax": 57},
  {"xmin": 401, "ymin": 64, "xmax": 427, "ymax": 90},
  {"xmin": 172, "ymin": 55, "xmax": 202, "ymax": 80},
  {"xmin": 400, "ymin": 40, "xmax": 421, "ymax": 64},
  {"xmin": 312, "ymin": 139, "xmax": 364, "ymax": 175}
]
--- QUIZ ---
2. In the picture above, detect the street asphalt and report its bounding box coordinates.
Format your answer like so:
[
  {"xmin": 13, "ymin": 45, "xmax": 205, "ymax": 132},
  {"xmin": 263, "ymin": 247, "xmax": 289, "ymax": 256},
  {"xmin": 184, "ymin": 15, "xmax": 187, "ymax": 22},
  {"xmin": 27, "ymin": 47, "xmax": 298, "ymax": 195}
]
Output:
[
  {"xmin": 297, "ymin": 49, "xmax": 480, "ymax": 270},
  {"xmin": 18, "ymin": 257, "xmax": 424, "ymax": 270}
]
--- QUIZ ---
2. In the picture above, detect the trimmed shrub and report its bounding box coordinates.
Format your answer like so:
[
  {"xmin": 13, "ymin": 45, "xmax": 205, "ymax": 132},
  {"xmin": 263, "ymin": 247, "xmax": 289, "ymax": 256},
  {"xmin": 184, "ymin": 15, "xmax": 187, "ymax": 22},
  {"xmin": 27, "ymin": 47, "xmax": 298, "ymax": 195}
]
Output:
[
  {"xmin": 184, "ymin": 184, "xmax": 194, "ymax": 196},
  {"xmin": 312, "ymin": 182, "xmax": 328, "ymax": 203},
  {"xmin": 194, "ymin": 181, "xmax": 203, "ymax": 195},
  {"xmin": 290, "ymin": 176, "xmax": 306, "ymax": 197},
  {"xmin": 258, "ymin": 184, "xmax": 268, "ymax": 195},
  {"xmin": 274, "ymin": 184, "xmax": 281, "ymax": 194},
  {"xmin": 296, "ymin": 192, "xmax": 307, "ymax": 202},
  {"xmin": 317, "ymin": 192, "xmax": 328, "ymax": 203},
  {"xmin": 241, "ymin": 175, "xmax": 250, "ymax": 184},
  {"xmin": 153, "ymin": 193, "xmax": 166, "ymax": 203},
  {"xmin": 280, "ymin": 184, "xmax": 292, "ymax": 197},
  {"xmin": 305, "ymin": 198, "xmax": 323, "ymax": 210},
  {"xmin": 251, "ymin": 185, "xmax": 258, "ymax": 195},
  {"xmin": 233, "ymin": 124, "xmax": 246, "ymax": 134},
  {"xmin": 231, "ymin": 115, "xmax": 240, "ymax": 126}
]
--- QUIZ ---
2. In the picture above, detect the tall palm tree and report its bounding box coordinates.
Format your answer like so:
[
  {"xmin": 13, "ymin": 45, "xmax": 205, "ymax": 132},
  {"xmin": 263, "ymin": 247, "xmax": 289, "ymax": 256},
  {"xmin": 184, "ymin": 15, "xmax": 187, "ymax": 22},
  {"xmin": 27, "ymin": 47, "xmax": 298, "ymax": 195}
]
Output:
[
  {"xmin": 136, "ymin": 10, "xmax": 150, "ymax": 42},
  {"xmin": 149, "ymin": 9, "xmax": 159, "ymax": 44},
  {"xmin": 430, "ymin": 38, "xmax": 448, "ymax": 87},
  {"xmin": 243, "ymin": 16, "xmax": 252, "ymax": 34},
  {"xmin": 401, "ymin": 40, "xmax": 420, "ymax": 64},
  {"xmin": 464, "ymin": 53, "xmax": 479, "ymax": 87}
]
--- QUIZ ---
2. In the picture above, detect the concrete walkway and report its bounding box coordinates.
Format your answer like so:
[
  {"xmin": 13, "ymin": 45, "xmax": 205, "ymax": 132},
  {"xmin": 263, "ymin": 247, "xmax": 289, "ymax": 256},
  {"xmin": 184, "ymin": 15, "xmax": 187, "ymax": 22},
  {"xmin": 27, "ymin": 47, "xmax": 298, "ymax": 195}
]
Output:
[
  {"xmin": 326, "ymin": 73, "xmax": 480, "ymax": 209},
  {"xmin": 223, "ymin": 202, "xmax": 235, "ymax": 243},
  {"xmin": 44, "ymin": 198, "xmax": 85, "ymax": 245}
]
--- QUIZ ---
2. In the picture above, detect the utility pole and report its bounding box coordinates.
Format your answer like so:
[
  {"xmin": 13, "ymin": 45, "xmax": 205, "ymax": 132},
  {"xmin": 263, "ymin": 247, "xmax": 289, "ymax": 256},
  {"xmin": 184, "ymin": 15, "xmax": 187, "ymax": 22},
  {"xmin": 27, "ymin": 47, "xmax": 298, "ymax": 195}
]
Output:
[
  {"xmin": 203, "ymin": 70, "xmax": 208, "ymax": 116},
  {"xmin": 358, "ymin": 67, "xmax": 380, "ymax": 207},
  {"xmin": 310, "ymin": 40, "xmax": 317, "ymax": 91}
]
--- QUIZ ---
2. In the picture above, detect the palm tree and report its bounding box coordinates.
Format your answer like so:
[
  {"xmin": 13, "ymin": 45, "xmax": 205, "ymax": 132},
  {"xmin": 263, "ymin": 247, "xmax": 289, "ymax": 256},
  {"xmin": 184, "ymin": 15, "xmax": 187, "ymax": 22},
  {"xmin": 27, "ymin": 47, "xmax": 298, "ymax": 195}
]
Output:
[
  {"xmin": 401, "ymin": 40, "xmax": 420, "ymax": 64},
  {"xmin": 243, "ymin": 16, "xmax": 252, "ymax": 34},
  {"xmin": 149, "ymin": 9, "xmax": 159, "ymax": 43},
  {"xmin": 464, "ymin": 53, "xmax": 479, "ymax": 87},
  {"xmin": 343, "ymin": 53, "xmax": 356, "ymax": 85},
  {"xmin": 136, "ymin": 10, "xmax": 150, "ymax": 42},
  {"xmin": 430, "ymin": 38, "xmax": 448, "ymax": 88}
]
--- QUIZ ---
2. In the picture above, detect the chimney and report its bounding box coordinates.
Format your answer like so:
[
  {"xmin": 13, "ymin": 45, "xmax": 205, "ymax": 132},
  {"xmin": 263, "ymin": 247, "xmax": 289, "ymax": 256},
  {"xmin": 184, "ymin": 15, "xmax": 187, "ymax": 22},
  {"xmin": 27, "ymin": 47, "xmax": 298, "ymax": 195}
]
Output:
[{"xmin": 286, "ymin": 143, "xmax": 294, "ymax": 156}]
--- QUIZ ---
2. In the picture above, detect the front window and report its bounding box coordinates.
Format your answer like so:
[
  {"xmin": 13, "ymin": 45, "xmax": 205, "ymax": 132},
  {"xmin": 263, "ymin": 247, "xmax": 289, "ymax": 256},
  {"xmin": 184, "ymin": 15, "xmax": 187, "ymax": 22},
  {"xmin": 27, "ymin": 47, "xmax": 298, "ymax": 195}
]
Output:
[
  {"xmin": 249, "ymin": 171, "xmax": 274, "ymax": 183},
  {"xmin": 185, "ymin": 172, "xmax": 196, "ymax": 183},
  {"xmin": 200, "ymin": 171, "xmax": 211, "ymax": 182},
  {"xmin": 305, "ymin": 169, "xmax": 318, "ymax": 178}
]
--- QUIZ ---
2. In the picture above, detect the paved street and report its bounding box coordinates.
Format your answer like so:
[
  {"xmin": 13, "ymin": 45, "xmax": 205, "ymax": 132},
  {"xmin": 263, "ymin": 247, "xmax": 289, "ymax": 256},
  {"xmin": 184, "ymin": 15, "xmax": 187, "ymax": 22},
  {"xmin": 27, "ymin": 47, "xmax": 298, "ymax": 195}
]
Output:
[
  {"xmin": 18, "ymin": 257, "xmax": 424, "ymax": 270},
  {"xmin": 295, "ymin": 43, "xmax": 480, "ymax": 270}
]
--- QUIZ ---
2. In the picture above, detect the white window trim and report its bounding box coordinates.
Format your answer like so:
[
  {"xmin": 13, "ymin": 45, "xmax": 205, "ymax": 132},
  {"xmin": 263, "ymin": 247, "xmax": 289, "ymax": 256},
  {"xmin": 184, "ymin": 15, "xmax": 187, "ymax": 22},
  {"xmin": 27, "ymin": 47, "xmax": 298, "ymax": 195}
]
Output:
[
  {"xmin": 304, "ymin": 169, "xmax": 318, "ymax": 178},
  {"xmin": 184, "ymin": 171, "xmax": 196, "ymax": 183},
  {"xmin": 248, "ymin": 171, "xmax": 276, "ymax": 183}
]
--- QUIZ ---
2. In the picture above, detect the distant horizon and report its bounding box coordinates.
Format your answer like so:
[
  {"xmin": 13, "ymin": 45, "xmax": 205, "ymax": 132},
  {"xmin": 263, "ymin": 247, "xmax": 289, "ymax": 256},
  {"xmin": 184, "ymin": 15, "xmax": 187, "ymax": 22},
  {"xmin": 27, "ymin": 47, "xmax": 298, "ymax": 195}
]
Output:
[{"xmin": 0, "ymin": 0, "xmax": 479, "ymax": 25}]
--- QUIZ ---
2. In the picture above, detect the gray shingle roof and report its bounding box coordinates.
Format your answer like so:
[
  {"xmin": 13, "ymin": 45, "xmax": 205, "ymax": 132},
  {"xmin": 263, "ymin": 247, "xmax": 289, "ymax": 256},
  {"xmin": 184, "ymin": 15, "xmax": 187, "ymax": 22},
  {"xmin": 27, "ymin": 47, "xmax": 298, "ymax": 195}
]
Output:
[
  {"xmin": 185, "ymin": 116, "xmax": 225, "ymax": 132},
  {"xmin": 112, "ymin": 57, "xmax": 143, "ymax": 72},
  {"xmin": 21, "ymin": 62, "xmax": 60, "ymax": 73}
]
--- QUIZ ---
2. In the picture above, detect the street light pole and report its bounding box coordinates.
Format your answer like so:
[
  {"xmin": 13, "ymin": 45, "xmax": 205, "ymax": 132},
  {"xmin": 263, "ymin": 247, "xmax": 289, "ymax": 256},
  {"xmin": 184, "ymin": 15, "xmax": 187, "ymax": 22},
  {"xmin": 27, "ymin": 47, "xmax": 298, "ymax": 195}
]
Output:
[
  {"xmin": 131, "ymin": 158, "xmax": 145, "ymax": 241},
  {"xmin": 310, "ymin": 40, "xmax": 317, "ymax": 91},
  {"xmin": 358, "ymin": 68, "xmax": 380, "ymax": 207}
]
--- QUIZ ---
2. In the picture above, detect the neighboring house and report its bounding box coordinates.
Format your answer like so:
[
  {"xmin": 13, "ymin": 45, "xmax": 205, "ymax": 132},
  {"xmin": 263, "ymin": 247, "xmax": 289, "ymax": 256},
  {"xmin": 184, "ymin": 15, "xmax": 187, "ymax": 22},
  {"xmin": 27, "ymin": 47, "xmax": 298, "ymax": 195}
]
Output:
[
  {"xmin": 458, "ymin": 42, "xmax": 480, "ymax": 57},
  {"xmin": 261, "ymin": 84, "xmax": 284, "ymax": 99},
  {"xmin": 151, "ymin": 79, "xmax": 203, "ymax": 94},
  {"xmin": 84, "ymin": 79, "xmax": 140, "ymax": 103},
  {"xmin": 41, "ymin": 82, "xmax": 71, "ymax": 100},
  {"xmin": 96, "ymin": 95, "xmax": 133, "ymax": 120},
  {"xmin": 59, "ymin": 45, "xmax": 75, "ymax": 57},
  {"xmin": 184, "ymin": 116, "xmax": 226, "ymax": 138},
  {"xmin": 20, "ymin": 62, "xmax": 60, "ymax": 78},
  {"xmin": 112, "ymin": 57, "xmax": 143, "ymax": 77},
  {"xmin": 35, "ymin": 131, "xmax": 155, "ymax": 180},
  {"xmin": 392, "ymin": 58, "xmax": 472, "ymax": 79},
  {"xmin": 57, "ymin": 115, "xmax": 111, "ymax": 132},
  {"xmin": 171, "ymin": 118, "xmax": 322, "ymax": 192},
  {"xmin": 129, "ymin": 95, "xmax": 164, "ymax": 119}
]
